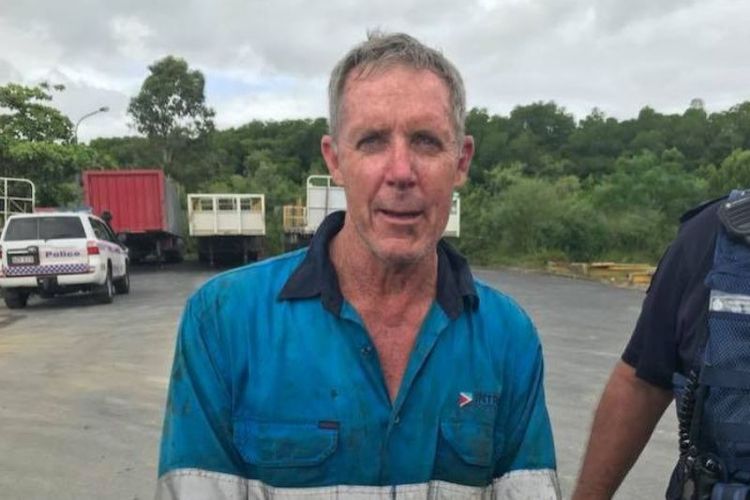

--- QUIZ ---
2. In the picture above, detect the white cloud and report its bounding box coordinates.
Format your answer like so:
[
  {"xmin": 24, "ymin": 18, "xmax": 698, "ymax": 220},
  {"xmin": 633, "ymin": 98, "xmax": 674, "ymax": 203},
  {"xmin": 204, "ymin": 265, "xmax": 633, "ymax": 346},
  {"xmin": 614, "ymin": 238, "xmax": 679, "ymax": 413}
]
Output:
[
  {"xmin": 0, "ymin": 0, "xmax": 748, "ymax": 139},
  {"xmin": 111, "ymin": 15, "xmax": 154, "ymax": 60}
]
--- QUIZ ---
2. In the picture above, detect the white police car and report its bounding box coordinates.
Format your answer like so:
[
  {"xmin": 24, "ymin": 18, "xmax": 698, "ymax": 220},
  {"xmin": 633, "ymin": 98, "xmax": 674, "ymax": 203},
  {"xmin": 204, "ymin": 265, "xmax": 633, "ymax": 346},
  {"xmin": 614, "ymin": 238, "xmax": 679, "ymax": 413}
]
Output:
[{"xmin": 0, "ymin": 212, "xmax": 129, "ymax": 309}]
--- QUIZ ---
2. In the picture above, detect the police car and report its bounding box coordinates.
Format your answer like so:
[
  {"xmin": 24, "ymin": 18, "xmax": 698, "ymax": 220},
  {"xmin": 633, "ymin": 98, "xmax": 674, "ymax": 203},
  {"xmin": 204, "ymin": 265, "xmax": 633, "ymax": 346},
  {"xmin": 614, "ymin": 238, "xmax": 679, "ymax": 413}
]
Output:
[{"xmin": 0, "ymin": 212, "xmax": 130, "ymax": 309}]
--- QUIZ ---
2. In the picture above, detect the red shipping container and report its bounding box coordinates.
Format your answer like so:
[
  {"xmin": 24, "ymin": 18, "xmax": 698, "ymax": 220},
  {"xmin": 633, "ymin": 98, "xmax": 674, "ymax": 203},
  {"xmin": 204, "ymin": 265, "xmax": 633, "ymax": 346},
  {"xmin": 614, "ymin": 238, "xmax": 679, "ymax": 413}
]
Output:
[{"xmin": 82, "ymin": 169, "xmax": 183, "ymax": 236}]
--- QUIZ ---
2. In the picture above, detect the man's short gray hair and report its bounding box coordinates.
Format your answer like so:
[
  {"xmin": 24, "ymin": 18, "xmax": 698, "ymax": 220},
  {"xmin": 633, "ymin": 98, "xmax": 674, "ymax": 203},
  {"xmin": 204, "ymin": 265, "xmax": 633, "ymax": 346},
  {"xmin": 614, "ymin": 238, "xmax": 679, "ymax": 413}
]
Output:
[{"xmin": 327, "ymin": 31, "xmax": 467, "ymax": 141}]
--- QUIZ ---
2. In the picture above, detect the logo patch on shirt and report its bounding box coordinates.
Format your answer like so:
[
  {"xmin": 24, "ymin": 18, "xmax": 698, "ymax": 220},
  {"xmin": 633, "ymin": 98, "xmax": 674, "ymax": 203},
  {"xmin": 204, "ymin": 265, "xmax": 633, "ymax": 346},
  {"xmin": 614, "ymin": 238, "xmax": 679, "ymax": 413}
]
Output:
[
  {"xmin": 458, "ymin": 392, "xmax": 473, "ymax": 407},
  {"xmin": 458, "ymin": 391, "xmax": 500, "ymax": 408}
]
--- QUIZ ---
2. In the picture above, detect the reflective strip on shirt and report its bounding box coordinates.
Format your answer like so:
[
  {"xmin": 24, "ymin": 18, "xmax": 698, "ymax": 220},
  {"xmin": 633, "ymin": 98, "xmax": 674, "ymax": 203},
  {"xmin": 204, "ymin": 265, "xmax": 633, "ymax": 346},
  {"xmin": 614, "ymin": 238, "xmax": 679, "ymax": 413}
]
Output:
[{"xmin": 156, "ymin": 468, "xmax": 561, "ymax": 500}]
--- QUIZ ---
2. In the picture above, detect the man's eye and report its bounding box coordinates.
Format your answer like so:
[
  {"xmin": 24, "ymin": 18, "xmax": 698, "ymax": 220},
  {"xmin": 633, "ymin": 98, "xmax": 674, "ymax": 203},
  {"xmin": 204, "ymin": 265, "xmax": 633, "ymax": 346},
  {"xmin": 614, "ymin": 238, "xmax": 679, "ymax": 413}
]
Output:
[
  {"xmin": 412, "ymin": 133, "xmax": 442, "ymax": 151},
  {"xmin": 357, "ymin": 134, "xmax": 386, "ymax": 151}
]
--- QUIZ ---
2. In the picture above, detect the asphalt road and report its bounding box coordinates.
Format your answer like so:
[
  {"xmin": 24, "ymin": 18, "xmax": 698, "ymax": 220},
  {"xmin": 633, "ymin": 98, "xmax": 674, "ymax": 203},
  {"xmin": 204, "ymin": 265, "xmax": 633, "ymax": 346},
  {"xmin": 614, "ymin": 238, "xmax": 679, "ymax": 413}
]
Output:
[{"xmin": 0, "ymin": 262, "xmax": 675, "ymax": 499}]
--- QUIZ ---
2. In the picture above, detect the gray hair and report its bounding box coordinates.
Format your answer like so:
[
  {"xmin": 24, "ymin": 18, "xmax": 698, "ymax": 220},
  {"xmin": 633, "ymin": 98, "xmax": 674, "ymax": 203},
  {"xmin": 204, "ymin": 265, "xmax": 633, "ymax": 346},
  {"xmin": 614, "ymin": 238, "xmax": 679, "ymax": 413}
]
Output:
[{"xmin": 327, "ymin": 31, "xmax": 467, "ymax": 141}]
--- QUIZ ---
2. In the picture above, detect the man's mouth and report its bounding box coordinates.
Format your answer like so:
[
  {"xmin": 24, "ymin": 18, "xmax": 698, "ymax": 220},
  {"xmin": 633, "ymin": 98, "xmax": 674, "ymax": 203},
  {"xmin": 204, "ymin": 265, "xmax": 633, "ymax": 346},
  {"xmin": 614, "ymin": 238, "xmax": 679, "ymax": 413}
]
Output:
[{"xmin": 378, "ymin": 209, "xmax": 423, "ymax": 221}]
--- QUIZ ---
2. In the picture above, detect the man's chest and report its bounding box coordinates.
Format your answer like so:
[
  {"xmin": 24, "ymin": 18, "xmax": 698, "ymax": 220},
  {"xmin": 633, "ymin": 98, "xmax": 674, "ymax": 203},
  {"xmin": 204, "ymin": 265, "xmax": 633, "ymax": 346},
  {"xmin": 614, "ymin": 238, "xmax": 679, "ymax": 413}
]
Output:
[
  {"xmin": 227, "ymin": 311, "xmax": 506, "ymax": 487},
  {"xmin": 364, "ymin": 318, "xmax": 421, "ymax": 401}
]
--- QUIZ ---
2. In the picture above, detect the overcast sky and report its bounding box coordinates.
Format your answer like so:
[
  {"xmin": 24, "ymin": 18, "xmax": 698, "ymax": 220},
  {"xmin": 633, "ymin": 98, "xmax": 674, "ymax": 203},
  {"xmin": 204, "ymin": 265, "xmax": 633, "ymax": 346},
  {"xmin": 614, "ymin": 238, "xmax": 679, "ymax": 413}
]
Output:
[{"xmin": 1, "ymin": 0, "xmax": 748, "ymax": 142}]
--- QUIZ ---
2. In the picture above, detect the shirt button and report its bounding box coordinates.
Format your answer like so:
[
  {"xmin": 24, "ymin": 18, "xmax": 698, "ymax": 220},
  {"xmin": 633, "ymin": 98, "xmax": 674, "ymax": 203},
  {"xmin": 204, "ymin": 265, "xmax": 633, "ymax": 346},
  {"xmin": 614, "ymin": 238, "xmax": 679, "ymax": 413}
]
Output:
[
  {"xmin": 393, "ymin": 415, "xmax": 401, "ymax": 424},
  {"xmin": 361, "ymin": 345, "xmax": 373, "ymax": 355}
]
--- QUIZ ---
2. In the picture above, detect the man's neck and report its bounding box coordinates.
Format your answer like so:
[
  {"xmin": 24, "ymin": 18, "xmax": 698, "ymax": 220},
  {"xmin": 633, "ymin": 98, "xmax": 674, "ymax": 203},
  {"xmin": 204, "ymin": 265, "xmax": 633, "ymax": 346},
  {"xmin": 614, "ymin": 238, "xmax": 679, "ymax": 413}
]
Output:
[{"xmin": 329, "ymin": 223, "xmax": 437, "ymax": 309}]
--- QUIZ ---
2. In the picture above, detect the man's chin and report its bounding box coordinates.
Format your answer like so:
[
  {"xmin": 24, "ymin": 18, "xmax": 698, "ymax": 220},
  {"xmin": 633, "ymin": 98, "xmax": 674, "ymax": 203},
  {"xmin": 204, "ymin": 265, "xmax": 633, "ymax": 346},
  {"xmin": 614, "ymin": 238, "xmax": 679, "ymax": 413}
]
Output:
[{"xmin": 370, "ymin": 240, "xmax": 433, "ymax": 266}]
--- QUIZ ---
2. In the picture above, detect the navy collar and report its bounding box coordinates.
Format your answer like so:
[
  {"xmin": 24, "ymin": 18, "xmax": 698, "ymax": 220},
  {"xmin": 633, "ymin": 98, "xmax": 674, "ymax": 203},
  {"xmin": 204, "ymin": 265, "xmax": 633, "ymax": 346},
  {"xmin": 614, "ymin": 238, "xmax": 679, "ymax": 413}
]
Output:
[{"xmin": 278, "ymin": 211, "xmax": 478, "ymax": 320}]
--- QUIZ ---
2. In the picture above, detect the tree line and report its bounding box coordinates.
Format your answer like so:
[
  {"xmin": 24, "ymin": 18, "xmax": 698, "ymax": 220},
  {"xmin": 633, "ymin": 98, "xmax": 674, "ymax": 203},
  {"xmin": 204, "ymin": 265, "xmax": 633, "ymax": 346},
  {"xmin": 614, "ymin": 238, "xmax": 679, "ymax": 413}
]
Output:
[{"xmin": 2, "ymin": 56, "xmax": 749, "ymax": 262}]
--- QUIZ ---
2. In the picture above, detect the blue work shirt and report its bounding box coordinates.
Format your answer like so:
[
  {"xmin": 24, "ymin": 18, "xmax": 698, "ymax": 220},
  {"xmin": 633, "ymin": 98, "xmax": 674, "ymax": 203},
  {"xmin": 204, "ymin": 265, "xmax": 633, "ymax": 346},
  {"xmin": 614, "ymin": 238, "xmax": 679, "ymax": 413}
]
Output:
[{"xmin": 157, "ymin": 212, "xmax": 559, "ymax": 499}]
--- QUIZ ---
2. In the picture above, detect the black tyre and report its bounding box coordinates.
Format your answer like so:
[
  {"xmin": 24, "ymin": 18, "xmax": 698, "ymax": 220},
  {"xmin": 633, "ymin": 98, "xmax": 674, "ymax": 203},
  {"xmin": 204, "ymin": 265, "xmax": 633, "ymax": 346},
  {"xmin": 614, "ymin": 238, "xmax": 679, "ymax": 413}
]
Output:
[
  {"xmin": 95, "ymin": 267, "xmax": 115, "ymax": 304},
  {"xmin": 4, "ymin": 290, "xmax": 29, "ymax": 309},
  {"xmin": 164, "ymin": 249, "xmax": 183, "ymax": 264},
  {"xmin": 114, "ymin": 263, "xmax": 130, "ymax": 295}
]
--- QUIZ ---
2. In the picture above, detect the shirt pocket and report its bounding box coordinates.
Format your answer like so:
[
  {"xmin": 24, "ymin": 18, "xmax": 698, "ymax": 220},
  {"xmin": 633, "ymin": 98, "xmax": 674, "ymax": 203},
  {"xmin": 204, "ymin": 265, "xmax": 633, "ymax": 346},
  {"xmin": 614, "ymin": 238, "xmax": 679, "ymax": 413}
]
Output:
[
  {"xmin": 233, "ymin": 419, "xmax": 339, "ymax": 486},
  {"xmin": 433, "ymin": 419, "xmax": 499, "ymax": 486}
]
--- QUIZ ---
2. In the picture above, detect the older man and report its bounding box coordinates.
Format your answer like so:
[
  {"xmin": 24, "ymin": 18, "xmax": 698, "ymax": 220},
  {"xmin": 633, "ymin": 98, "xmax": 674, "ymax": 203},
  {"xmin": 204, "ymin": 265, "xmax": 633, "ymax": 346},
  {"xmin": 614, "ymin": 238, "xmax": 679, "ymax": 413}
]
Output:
[{"xmin": 157, "ymin": 32, "xmax": 559, "ymax": 499}]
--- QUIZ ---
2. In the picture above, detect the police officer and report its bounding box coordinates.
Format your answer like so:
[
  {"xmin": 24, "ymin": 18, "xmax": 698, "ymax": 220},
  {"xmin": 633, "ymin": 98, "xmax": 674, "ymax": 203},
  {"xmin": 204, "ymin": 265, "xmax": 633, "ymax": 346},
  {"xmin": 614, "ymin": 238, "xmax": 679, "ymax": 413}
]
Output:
[{"xmin": 573, "ymin": 190, "xmax": 750, "ymax": 499}]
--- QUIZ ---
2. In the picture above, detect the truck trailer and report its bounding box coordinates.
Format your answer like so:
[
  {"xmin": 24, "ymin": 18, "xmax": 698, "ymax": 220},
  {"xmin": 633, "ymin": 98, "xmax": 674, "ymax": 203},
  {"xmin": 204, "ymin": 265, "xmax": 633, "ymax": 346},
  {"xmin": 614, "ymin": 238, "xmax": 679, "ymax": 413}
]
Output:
[
  {"xmin": 0, "ymin": 177, "xmax": 35, "ymax": 229},
  {"xmin": 83, "ymin": 169, "xmax": 185, "ymax": 263},
  {"xmin": 188, "ymin": 193, "xmax": 266, "ymax": 266},
  {"xmin": 282, "ymin": 175, "xmax": 461, "ymax": 251}
]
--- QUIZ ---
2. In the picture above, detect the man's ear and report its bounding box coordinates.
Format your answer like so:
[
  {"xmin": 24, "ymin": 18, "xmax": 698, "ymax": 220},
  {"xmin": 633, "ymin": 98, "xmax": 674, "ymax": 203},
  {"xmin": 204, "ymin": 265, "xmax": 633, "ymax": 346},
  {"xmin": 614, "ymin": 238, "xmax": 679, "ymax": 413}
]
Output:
[
  {"xmin": 321, "ymin": 135, "xmax": 344, "ymax": 185},
  {"xmin": 453, "ymin": 135, "xmax": 474, "ymax": 188}
]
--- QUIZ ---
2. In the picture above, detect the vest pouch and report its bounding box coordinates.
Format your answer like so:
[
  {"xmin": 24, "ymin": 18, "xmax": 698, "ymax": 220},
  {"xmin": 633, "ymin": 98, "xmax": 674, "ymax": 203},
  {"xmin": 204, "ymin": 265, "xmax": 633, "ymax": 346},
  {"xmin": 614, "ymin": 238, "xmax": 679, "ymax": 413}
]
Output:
[
  {"xmin": 233, "ymin": 418, "xmax": 339, "ymax": 487},
  {"xmin": 710, "ymin": 482, "xmax": 750, "ymax": 500},
  {"xmin": 702, "ymin": 310, "xmax": 750, "ymax": 480}
]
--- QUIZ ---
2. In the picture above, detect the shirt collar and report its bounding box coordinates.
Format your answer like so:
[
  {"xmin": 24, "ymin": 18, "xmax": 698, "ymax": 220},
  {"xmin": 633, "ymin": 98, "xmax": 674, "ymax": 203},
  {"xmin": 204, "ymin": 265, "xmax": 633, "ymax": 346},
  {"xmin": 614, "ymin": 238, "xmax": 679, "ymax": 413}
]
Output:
[{"xmin": 278, "ymin": 211, "xmax": 478, "ymax": 319}]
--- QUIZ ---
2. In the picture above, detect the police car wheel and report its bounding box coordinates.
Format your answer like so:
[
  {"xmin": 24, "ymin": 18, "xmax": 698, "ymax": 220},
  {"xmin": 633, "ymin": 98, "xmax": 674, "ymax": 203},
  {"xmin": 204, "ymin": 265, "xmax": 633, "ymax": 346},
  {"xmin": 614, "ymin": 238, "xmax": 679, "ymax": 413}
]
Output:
[
  {"xmin": 96, "ymin": 268, "xmax": 115, "ymax": 304},
  {"xmin": 114, "ymin": 264, "xmax": 130, "ymax": 295},
  {"xmin": 4, "ymin": 291, "xmax": 29, "ymax": 309}
]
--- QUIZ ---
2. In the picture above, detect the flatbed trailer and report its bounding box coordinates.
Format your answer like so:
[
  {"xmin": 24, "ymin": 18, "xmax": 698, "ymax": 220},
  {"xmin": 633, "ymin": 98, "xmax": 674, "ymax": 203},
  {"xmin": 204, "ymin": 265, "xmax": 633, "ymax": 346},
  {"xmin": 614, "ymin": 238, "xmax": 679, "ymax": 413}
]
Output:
[{"xmin": 188, "ymin": 193, "xmax": 266, "ymax": 266}]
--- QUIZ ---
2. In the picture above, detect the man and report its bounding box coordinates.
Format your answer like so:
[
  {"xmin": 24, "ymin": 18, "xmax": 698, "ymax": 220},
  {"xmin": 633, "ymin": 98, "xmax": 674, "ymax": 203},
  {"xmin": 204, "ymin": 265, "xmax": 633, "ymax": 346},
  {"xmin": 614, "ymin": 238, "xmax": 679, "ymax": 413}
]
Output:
[
  {"xmin": 157, "ymin": 32, "xmax": 560, "ymax": 499},
  {"xmin": 573, "ymin": 191, "xmax": 750, "ymax": 499}
]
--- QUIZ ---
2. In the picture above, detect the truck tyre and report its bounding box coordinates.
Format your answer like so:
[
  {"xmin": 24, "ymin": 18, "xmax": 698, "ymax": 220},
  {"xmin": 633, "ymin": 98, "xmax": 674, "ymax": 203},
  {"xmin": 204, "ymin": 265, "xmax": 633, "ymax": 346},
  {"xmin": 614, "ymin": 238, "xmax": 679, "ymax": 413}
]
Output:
[
  {"xmin": 164, "ymin": 249, "xmax": 183, "ymax": 264},
  {"xmin": 95, "ymin": 267, "xmax": 115, "ymax": 304},
  {"xmin": 4, "ymin": 290, "xmax": 29, "ymax": 309},
  {"xmin": 114, "ymin": 263, "xmax": 130, "ymax": 295}
]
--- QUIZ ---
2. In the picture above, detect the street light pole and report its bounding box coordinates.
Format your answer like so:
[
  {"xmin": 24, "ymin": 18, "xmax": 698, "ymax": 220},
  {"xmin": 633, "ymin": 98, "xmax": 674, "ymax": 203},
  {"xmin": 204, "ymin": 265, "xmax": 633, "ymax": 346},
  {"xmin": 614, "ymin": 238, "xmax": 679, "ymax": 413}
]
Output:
[{"xmin": 74, "ymin": 106, "xmax": 109, "ymax": 143}]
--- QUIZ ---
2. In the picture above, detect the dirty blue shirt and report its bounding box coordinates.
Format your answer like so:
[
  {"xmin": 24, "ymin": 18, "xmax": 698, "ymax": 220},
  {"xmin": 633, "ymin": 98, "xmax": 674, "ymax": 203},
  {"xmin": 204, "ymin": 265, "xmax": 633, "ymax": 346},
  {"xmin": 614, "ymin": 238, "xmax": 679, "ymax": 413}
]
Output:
[{"xmin": 157, "ymin": 212, "xmax": 560, "ymax": 499}]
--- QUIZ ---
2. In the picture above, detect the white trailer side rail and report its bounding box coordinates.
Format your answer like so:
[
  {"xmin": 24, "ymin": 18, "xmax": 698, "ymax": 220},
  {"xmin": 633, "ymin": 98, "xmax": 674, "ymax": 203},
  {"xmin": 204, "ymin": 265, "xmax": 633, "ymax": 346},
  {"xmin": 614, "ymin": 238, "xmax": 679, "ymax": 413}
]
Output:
[
  {"xmin": 0, "ymin": 177, "xmax": 35, "ymax": 229},
  {"xmin": 188, "ymin": 194, "xmax": 266, "ymax": 236},
  {"xmin": 305, "ymin": 175, "xmax": 347, "ymax": 233}
]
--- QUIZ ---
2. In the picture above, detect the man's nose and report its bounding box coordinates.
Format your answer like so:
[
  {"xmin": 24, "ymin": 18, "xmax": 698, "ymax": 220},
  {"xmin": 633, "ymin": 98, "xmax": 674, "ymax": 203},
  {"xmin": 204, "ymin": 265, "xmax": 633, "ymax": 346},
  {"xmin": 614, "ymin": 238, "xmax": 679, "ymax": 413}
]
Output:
[{"xmin": 385, "ymin": 138, "xmax": 416, "ymax": 188}]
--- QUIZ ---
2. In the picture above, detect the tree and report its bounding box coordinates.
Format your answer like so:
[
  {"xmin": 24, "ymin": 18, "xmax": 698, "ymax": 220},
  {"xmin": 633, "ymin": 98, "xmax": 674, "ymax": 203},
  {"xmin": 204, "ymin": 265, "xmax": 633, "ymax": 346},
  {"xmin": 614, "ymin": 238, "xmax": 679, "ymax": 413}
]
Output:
[
  {"xmin": 0, "ymin": 82, "xmax": 72, "ymax": 142},
  {"xmin": 0, "ymin": 82, "xmax": 105, "ymax": 206},
  {"xmin": 704, "ymin": 149, "xmax": 750, "ymax": 197},
  {"xmin": 128, "ymin": 56, "xmax": 215, "ymax": 170},
  {"xmin": 508, "ymin": 101, "xmax": 576, "ymax": 152}
]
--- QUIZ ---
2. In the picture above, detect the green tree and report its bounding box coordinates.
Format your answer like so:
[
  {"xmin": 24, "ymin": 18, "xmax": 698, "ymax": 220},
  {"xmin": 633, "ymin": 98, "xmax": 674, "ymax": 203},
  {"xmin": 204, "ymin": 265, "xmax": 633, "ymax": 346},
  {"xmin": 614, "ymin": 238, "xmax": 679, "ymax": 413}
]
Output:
[
  {"xmin": 128, "ymin": 56, "xmax": 215, "ymax": 171},
  {"xmin": 2, "ymin": 141, "xmax": 99, "ymax": 205},
  {"xmin": 0, "ymin": 82, "xmax": 104, "ymax": 206},
  {"xmin": 703, "ymin": 149, "xmax": 750, "ymax": 197},
  {"xmin": 508, "ymin": 102, "xmax": 576, "ymax": 152},
  {"xmin": 0, "ymin": 82, "xmax": 72, "ymax": 142}
]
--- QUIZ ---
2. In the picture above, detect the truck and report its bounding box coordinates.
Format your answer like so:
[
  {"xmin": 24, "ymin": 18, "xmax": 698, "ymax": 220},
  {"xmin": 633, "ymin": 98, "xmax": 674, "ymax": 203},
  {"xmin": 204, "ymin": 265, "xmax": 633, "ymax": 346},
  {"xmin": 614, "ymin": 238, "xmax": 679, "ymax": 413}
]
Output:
[
  {"xmin": 282, "ymin": 175, "xmax": 346, "ymax": 250},
  {"xmin": 1, "ymin": 177, "xmax": 35, "ymax": 229},
  {"xmin": 83, "ymin": 169, "xmax": 185, "ymax": 263},
  {"xmin": 282, "ymin": 175, "xmax": 461, "ymax": 250},
  {"xmin": 187, "ymin": 193, "xmax": 266, "ymax": 266}
]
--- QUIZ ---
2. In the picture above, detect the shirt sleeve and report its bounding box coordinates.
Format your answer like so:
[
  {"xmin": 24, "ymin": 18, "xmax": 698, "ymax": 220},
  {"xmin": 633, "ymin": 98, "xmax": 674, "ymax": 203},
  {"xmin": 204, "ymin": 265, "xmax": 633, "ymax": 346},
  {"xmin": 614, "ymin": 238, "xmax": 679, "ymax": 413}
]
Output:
[
  {"xmin": 494, "ymin": 310, "xmax": 561, "ymax": 499},
  {"xmin": 621, "ymin": 240, "xmax": 686, "ymax": 389},
  {"xmin": 157, "ymin": 292, "xmax": 244, "ymax": 479}
]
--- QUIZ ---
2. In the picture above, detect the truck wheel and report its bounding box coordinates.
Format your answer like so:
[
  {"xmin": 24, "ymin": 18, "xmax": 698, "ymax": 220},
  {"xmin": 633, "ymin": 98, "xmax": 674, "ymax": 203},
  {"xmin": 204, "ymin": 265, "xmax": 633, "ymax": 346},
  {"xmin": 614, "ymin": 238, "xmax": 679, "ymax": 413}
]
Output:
[
  {"xmin": 164, "ymin": 249, "xmax": 183, "ymax": 264},
  {"xmin": 95, "ymin": 267, "xmax": 115, "ymax": 304},
  {"xmin": 4, "ymin": 290, "xmax": 29, "ymax": 309},
  {"xmin": 114, "ymin": 264, "xmax": 130, "ymax": 295}
]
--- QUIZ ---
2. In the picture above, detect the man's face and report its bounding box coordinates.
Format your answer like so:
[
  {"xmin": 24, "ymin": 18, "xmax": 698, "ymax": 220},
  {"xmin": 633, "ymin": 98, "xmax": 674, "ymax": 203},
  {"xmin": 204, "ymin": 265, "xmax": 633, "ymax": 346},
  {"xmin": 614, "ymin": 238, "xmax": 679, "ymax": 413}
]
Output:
[{"xmin": 321, "ymin": 65, "xmax": 473, "ymax": 265}]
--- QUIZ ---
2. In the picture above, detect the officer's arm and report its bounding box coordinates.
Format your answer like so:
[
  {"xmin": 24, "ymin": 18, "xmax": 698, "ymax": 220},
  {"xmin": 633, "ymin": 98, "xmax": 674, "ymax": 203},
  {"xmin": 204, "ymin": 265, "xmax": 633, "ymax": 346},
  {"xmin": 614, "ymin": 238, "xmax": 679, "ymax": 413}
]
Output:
[{"xmin": 572, "ymin": 360, "xmax": 672, "ymax": 499}]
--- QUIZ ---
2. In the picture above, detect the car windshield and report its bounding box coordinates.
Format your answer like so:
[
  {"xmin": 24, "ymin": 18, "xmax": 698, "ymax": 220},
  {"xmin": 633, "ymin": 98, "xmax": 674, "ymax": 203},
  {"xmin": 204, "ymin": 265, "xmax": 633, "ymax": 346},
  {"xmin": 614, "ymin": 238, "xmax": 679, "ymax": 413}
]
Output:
[{"xmin": 3, "ymin": 216, "xmax": 86, "ymax": 241}]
